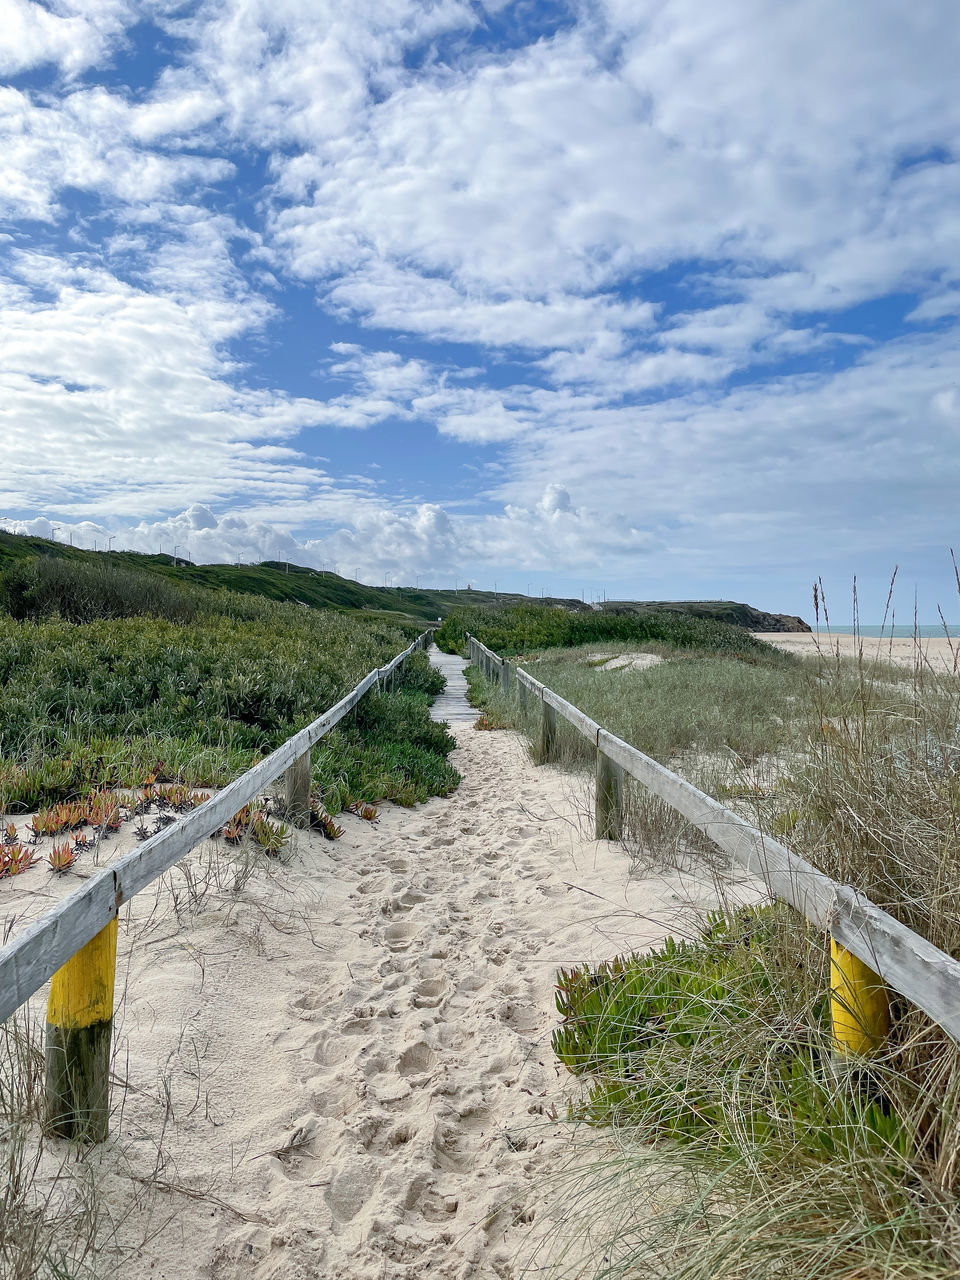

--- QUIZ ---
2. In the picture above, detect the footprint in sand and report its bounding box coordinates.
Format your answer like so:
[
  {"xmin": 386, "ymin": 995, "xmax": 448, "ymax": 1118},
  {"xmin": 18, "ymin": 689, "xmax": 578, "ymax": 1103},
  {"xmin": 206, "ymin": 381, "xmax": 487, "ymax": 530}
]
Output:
[
  {"xmin": 356, "ymin": 873, "xmax": 391, "ymax": 894},
  {"xmin": 311, "ymin": 1031, "xmax": 349, "ymax": 1067},
  {"xmin": 383, "ymin": 921, "xmax": 421, "ymax": 951},
  {"xmin": 384, "ymin": 886, "xmax": 428, "ymax": 914},
  {"xmin": 413, "ymin": 977, "xmax": 448, "ymax": 1009},
  {"xmin": 292, "ymin": 990, "xmax": 324, "ymax": 1012},
  {"xmin": 326, "ymin": 1157, "xmax": 380, "ymax": 1224},
  {"xmin": 398, "ymin": 1041, "xmax": 436, "ymax": 1076}
]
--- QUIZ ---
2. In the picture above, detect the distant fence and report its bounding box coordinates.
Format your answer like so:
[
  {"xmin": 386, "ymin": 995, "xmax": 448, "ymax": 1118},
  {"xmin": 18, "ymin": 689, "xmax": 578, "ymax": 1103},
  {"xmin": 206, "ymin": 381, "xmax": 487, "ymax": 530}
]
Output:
[
  {"xmin": 0, "ymin": 628, "xmax": 434, "ymax": 1139},
  {"xmin": 467, "ymin": 633, "xmax": 960, "ymax": 1053}
]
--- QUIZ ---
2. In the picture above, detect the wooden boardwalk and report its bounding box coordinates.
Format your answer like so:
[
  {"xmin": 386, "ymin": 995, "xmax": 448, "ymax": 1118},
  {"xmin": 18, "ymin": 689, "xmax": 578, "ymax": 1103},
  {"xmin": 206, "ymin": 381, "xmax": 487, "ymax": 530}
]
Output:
[{"xmin": 428, "ymin": 645, "xmax": 475, "ymax": 726}]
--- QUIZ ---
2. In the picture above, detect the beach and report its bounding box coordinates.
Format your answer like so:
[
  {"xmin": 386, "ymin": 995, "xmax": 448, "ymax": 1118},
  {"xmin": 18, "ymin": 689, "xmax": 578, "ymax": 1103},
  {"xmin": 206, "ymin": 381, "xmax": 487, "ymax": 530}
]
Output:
[{"xmin": 754, "ymin": 631, "xmax": 959, "ymax": 673}]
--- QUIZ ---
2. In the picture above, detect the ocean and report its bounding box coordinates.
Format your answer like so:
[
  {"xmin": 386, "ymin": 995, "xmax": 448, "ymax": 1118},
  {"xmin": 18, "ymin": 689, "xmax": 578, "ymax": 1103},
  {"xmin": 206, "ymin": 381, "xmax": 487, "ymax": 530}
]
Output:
[{"xmin": 812, "ymin": 625, "xmax": 954, "ymax": 638}]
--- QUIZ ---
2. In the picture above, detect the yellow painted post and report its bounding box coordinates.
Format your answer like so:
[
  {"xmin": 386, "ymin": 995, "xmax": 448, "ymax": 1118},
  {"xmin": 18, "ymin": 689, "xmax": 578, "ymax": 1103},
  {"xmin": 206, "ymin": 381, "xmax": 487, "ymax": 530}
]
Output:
[
  {"xmin": 830, "ymin": 939, "xmax": 890, "ymax": 1056},
  {"xmin": 45, "ymin": 917, "xmax": 118, "ymax": 1142}
]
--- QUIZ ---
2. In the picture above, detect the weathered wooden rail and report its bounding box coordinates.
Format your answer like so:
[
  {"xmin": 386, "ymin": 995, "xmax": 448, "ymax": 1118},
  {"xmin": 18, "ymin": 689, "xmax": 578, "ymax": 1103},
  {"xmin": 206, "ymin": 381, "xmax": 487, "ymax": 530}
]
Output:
[
  {"xmin": 467, "ymin": 633, "xmax": 960, "ymax": 1053},
  {"xmin": 0, "ymin": 628, "xmax": 434, "ymax": 1139}
]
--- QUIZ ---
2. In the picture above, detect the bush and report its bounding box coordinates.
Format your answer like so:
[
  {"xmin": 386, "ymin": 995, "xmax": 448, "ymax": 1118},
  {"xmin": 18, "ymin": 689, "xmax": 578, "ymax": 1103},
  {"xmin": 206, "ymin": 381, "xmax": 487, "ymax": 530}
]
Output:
[
  {"xmin": 0, "ymin": 607, "xmax": 421, "ymax": 809},
  {"xmin": 435, "ymin": 603, "xmax": 783, "ymax": 662},
  {"xmin": 0, "ymin": 557, "xmax": 204, "ymax": 624}
]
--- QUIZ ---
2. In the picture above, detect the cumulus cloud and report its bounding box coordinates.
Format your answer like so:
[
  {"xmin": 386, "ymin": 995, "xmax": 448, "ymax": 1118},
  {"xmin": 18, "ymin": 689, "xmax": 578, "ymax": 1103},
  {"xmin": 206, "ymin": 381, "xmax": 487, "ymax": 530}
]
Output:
[{"xmin": 4, "ymin": 1, "xmax": 960, "ymax": 604}]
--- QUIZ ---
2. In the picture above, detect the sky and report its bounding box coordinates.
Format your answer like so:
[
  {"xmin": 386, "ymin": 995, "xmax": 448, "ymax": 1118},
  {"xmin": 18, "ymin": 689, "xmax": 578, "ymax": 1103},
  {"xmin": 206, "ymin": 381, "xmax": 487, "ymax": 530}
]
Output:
[{"xmin": 1, "ymin": 0, "xmax": 959, "ymax": 621}]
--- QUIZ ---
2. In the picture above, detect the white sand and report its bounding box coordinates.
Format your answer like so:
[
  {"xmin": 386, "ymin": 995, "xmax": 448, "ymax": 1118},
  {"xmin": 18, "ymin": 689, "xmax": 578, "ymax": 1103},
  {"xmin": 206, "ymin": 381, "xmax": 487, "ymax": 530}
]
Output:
[
  {"xmin": 4, "ymin": 650, "xmax": 738, "ymax": 1279},
  {"xmin": 755, "ymin": 630, "xmax": 959, "ymax": 673},
  {"xmin": 578, "ymin": 652, "xmax": 663, "ymax": 672}
]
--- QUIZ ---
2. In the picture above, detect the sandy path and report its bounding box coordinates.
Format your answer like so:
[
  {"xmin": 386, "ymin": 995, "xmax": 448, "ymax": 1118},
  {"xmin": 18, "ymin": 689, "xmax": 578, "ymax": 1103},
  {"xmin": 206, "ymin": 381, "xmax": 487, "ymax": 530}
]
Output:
[{"xmin": 6, "ymin": 648, "xmax": 731, "ymax": 1279}]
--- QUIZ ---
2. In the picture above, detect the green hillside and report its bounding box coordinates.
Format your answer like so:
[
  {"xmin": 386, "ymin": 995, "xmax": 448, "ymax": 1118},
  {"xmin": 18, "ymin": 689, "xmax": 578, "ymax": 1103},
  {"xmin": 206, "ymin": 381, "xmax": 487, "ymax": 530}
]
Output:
[
  {"xmin": 0, "ymin": 532, "xmax": 588, "ymax": 623},
  {"xmin": 0, "ymin": 532, "xmax": 808, "ymax": 630}
]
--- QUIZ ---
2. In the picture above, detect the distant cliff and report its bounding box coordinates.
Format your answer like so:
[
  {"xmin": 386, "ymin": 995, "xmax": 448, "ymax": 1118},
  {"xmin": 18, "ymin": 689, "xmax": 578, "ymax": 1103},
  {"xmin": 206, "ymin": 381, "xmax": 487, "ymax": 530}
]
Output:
[{"xmin": 600, "ymin": 599, "xmax": 811, "ymax": 633}]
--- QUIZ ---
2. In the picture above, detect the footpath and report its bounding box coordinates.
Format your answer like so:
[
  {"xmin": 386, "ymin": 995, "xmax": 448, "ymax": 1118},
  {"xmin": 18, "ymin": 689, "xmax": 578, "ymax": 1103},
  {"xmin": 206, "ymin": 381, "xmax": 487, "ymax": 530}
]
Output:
[{"xmin": 96, "ymin": 647, "xmax": 720, "ymax": 1280}]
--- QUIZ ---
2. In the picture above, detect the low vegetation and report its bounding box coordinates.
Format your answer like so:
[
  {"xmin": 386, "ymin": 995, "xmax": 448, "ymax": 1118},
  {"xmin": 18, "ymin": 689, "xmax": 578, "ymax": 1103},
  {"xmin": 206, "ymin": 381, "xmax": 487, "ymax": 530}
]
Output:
[
  {"xmin": 0, "ymin": 553, "xmax": 460, "ymax": 813},
  {"xmin": 0, "ymin": 554, "xmax": 459, "ymax": 1277},
  {"xmin": 435, "ymin": 601, "xmax": 783, "ymax": 661},
  {"xmin": 469, "ymin": 624, "xmax": 960, "ymax": 1277}
]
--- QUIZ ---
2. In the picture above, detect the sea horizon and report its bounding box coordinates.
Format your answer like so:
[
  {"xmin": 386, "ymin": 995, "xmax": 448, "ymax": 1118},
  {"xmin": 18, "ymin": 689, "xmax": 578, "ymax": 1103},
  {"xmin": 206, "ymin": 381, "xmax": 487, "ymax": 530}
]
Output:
[{"xmin": 804, "ymin": 624, "xmax": 955, "ymax": 638}]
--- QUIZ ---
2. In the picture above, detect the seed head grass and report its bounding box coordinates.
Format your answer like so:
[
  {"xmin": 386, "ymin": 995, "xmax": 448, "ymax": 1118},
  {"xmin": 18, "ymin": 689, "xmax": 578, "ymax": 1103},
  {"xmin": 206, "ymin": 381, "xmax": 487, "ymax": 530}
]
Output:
[{"xmin": 468, "ymin": 618, "xmax": 960, "ymax": 1278}]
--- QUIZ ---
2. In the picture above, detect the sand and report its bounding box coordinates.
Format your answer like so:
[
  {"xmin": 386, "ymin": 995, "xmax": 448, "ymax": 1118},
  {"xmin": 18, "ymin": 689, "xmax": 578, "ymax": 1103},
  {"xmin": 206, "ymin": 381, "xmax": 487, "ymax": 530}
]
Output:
[
  {"xmin": 576, "ymin": 652, "xmax": 663, "ymax": 672},
  {"xmin": 3, "ymin": 649, "xmax": 739, "ymax": 1279},
  {"xmin": 754, "ymin": 630, "xmax": 959, "ymax": 674}
]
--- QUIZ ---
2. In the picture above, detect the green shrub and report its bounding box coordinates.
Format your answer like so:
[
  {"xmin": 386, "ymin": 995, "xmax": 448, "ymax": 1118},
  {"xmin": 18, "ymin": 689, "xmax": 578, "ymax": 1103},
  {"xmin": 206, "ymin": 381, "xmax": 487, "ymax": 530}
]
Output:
[
  {"xmin": 0, "ymin": 606, "xmax": 427, "ymax": 809},
  {"xmin": 555, "ymin": 904, "xmax": 921, "ymax": 1162},
  {"xmin": 0, "ymin": 556, "xmax": 204, "ymax": 624},
  {"xmin": 435, "ymin": 603, "xmax": 784, "ymax": 662},
  {"xmin": 313, "ymin": 688, "xmax": 460, "ymax": 811}
]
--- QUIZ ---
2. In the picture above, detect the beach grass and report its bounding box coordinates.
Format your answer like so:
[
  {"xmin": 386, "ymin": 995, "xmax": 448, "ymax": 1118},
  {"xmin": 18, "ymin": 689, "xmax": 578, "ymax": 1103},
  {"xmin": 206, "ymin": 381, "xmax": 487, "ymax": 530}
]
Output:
[{"xmin": 469, "ymin": 630, "xmax": 960, "ymax": 1278}]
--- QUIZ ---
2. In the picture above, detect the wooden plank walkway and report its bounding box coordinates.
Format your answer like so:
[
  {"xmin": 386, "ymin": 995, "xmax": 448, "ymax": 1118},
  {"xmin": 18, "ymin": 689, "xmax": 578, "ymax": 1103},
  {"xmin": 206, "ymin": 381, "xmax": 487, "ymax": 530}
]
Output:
[{"xmin": 428, "ymin": 645, "xmax": 475, "ymax": 726}]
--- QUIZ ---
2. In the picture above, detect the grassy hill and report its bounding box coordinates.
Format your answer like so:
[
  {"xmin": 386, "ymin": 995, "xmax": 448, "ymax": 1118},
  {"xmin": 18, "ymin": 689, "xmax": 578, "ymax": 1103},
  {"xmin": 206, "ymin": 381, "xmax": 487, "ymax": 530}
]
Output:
[
  {"xmin": 599, "ymin": 598, "xmax": 810, "ymax": 632},
  {"xmin": 0, "ymin": 533, "xmax": 588, "ymax": 624},
  {"xmin": 0, "ymin": 531, "xmax": 808, "ymax": 629}
]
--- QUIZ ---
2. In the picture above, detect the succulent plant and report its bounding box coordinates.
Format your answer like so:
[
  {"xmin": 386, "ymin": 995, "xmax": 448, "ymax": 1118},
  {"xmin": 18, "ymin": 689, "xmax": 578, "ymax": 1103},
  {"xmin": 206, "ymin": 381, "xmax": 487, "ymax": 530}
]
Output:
[{"xmin": 48, "ymin": 842, "xmax": 77, "ymax": 873}]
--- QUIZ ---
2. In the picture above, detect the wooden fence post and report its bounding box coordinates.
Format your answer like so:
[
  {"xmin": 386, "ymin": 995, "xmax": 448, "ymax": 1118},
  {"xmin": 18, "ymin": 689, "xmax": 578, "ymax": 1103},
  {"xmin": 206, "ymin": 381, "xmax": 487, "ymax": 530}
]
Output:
[
  {"xmin": 517, "ymin": 677, "xmax": 528, "ymax": 711},
  {"xmin": 540, "ymin": 697, "xmax": 557, "ymax": 763},
  {"xmin": 830, "ymin": 939, "xmax": 890, "ymax": 1057},
  {"xmin": 595, "ymin": 748, "xmax": 624, "ymax": 841},
  {"xmin": 284, "ymin": 750, "xmax": 312, "ymax": 826},
  {"xmin": 500, "ymin": 659, "xmax": 511, "ymax": 694},
  {"xmin": 45, "ymin": 916, "xmax": 118, "ymax": 1142}
]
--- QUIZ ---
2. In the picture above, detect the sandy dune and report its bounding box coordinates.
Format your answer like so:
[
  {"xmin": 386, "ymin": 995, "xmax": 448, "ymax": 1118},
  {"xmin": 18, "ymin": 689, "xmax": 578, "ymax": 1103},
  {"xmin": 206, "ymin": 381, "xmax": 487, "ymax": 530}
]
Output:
[{"xmin": 4, "ymin": 649, "xmax": 735, "ymax": 1279}]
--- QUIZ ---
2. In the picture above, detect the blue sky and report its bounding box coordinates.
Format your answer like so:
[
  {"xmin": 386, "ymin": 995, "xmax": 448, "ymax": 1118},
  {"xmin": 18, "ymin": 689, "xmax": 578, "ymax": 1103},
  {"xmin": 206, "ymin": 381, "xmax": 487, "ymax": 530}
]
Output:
[{"xmin": 1, "ymin": 1, "xmax": 959, "ymax": 622}]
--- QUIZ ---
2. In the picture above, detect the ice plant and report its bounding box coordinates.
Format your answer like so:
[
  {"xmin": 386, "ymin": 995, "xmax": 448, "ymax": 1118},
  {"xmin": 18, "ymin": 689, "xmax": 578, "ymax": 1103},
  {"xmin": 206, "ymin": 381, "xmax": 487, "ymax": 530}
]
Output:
[
  {"xmin": 310, "ymin": 803, "xmax": 344, "ymax": 840},
  {"xmin": 7, "ymin": 844, "xmax": 37, "ymax": 875},
  {"xmin": 251, "ymin": 815, "xmax": 289, "ymax": 855},
  {"xmin": 48, "ymin": 842, "xmax": 77, "ymax": 873}
]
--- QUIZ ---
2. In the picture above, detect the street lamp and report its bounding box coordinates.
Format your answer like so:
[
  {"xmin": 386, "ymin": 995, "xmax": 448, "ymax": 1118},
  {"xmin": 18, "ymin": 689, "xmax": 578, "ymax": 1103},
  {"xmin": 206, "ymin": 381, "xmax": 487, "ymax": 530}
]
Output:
[
  {"xmin": 173, "ymin": 544, "xmax": 181, "ymax": 567},
  {"xmin": 107, "ymin": 535, "xmax": 115, "ymax": 552}
]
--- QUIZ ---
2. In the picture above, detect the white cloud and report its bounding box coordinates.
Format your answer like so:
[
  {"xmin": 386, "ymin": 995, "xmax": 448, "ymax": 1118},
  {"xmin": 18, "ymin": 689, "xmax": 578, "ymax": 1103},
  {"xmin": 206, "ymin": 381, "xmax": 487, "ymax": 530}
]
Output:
[
  {"xmin": 0, "ymin": 254, "xmax": 350, "ymax": 517},
  {"xmin": 4, "ymin": 2, "xmax": 960, "ymax": 606},
  {"xmin": 0, "ymin": 0, "xmax": 138, "ymax": 77},
  {"xmin": 223, "ymin": 0, "xmax": 960, "ymax": 359}
]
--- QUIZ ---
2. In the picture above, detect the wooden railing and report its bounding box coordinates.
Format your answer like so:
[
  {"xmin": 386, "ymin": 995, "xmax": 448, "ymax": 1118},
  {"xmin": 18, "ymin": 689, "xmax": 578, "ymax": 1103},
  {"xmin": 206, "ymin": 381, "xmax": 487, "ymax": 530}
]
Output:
[
  {"xmin": 467, "ymin": 634, "xmax": 960, "ymax": 1051},
  {"xmin": 0, "ymin": 628, "xmax": 434, "ymax": 1139}
]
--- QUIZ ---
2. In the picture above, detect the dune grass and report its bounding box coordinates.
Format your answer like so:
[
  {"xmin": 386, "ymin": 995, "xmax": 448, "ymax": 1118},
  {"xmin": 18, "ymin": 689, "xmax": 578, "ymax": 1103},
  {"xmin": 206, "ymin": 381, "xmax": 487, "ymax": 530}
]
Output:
[{"xmin": 469, "ymin": 630, "xmax": 960, "ymax": 1278}]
